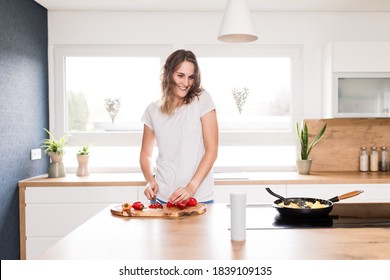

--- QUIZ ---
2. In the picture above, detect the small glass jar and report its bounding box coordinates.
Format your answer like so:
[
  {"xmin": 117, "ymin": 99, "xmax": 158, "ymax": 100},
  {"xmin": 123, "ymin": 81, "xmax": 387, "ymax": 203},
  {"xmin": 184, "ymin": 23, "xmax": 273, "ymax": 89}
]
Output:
[
  {"xmin": 359, "ymin": 146, "xmax": 369, "ymax": 172},
  {"xmin": 370, "ymin": 146, "xmax": 379, "ymax": 172},
  {"xmin": 380, "ymin": 146, "xmax": 389, "ymax": 172}
]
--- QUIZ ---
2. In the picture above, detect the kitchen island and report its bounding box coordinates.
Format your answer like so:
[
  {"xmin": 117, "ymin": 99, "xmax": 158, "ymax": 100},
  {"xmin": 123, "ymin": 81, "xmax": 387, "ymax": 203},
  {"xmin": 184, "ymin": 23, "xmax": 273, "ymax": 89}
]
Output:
[
  {"xmin": 37, "ymin": 203, "xmax": 390, "ymax": 260},
  {"xmin": 19, "ymin": 171, "xmax": 390, "ymax": 260}
]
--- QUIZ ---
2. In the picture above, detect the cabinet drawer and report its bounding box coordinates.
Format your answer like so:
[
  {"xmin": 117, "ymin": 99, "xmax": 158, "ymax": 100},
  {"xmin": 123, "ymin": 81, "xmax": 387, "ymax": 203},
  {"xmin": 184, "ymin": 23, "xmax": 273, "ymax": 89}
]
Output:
[
  {"xmin": 26, "ymin": 237, "xmax": 60, "ymax": 260},
  {"xmin": 25, "ymin": 203, "xmax": 109, "ymax": 236},
  {"xmin": 25, "ymin": 186, "xmax": 138, "ymax": 203}
]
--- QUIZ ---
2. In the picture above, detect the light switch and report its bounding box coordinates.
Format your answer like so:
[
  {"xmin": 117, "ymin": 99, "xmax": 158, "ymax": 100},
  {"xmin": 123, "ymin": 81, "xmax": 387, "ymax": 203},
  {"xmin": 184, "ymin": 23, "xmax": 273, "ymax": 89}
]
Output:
[{"xmin": 31, "ymin": 149, "xmax": 42, "ymax": 160}]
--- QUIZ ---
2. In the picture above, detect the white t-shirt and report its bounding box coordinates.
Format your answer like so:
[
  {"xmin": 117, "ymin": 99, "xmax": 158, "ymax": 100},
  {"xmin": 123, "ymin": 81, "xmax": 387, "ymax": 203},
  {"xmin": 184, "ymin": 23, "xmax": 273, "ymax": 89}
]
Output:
[{"xmin": 141, "ymin": 91, "xmax": 216, "ymax": 202}]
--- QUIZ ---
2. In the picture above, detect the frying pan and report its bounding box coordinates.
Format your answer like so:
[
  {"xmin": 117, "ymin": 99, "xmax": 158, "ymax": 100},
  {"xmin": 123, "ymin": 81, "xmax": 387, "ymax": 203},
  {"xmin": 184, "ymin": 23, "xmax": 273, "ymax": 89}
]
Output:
[{"xmin": 265, "ymin": 188, "xmax": 363, "ymax": 217}]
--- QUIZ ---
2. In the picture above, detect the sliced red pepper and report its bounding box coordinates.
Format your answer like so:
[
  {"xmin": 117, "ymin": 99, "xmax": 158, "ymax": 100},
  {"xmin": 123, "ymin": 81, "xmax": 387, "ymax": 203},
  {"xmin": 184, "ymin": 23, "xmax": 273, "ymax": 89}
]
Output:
[
  {"xmin": 166, "ymin": 201, "xmax": 176, "ymax": 208},
  {"xmin": 148, "ymin": 203, "xmax": 158, "ymax": 209},
  {"xmin": 155, "ymin": 201, "xmax": 163, "ymax": 209},
  {"xmin": 149, "ymin": 201, "xmax": 164, "ymax": 209}
]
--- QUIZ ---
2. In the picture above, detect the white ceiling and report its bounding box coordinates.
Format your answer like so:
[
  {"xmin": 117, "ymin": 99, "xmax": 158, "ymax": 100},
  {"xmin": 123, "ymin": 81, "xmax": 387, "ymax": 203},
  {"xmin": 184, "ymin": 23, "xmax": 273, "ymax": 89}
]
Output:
[{"xmin": 34, "ymin": 0, "xmax": 390, "ymax": 12}]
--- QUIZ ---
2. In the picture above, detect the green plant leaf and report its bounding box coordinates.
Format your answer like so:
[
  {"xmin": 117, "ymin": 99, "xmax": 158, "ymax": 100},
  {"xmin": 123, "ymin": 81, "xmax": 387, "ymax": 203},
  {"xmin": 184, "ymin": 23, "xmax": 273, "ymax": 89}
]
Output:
[
  {"xmin": 41, "ymin": 128, "xmax": 70, "ymax": 155},
  {"xmin": 306, "ymin": 123, "xmax": 327, "ymax": 157},
  {"xmin": 296, "ymin": 121, "xmax": 327, "ymax": 160}
]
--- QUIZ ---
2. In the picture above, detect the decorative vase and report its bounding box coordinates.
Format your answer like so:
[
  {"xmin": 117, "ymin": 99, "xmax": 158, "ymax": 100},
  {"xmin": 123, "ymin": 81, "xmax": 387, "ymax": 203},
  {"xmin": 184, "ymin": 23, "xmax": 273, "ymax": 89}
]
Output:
[
  {"xmin": 48, "ymin": 152, "xmax": 66, "ymax": 178},
  {"xmin": 76, "ymin": 155, "xmax": 90, "ymax": 176},
  {"xmin": 296, "ymin": 159, "xmax": 312, "ymax": 175},
  {"xmin": 49, "ymin": 152, "xmax": 63, "ymax": 164}
]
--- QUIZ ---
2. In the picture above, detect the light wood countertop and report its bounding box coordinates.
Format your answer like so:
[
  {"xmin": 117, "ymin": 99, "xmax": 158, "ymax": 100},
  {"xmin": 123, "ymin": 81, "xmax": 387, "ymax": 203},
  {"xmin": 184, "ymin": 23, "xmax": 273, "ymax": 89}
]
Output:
[
  {"xmin": 37, "ymin": 203, "xmax": 390, "ymax": 260},
  {"xmin": 18, "ymin": 171, "xmax": 390, "ymax": 187}
]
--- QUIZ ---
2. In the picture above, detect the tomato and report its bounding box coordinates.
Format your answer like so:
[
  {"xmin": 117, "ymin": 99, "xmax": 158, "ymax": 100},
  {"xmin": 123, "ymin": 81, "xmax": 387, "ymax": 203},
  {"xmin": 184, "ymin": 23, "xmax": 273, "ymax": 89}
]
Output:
[
  {"xmin": 188, "ymin": 197, "xmax": 197, "ymax": 207},
  {"xmin": 176, "ymin": 199, "xmax": 189, "ymax": 210},
  {"xmin": 132, "ymin": 201, "xmax": 145, "ymax": 210},
  {"xmin": 121, "ymin": 202, "xmax": 132, "ymax": 211}
]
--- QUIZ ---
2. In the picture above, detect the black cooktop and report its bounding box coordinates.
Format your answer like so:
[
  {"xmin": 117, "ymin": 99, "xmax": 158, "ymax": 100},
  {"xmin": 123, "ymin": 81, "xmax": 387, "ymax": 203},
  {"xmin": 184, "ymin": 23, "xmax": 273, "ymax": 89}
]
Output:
[{"xmin": 243, "ymin": 203, "xmax": 390, "ymax": 229}]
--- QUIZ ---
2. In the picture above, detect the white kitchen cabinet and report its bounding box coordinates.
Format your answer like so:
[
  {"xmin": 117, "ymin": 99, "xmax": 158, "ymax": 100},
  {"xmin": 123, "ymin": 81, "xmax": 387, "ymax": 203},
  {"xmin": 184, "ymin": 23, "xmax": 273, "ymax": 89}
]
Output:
[
  {"xmin": 323, "ymin": 42, "xmax": 390, "ymax": 118},
  {"xmin": 214, "ymin": 185, "xmax": 286, "ymax": 203},
  {"xmin": 286, "ymin": 184, "xmax": 390, "ymax": 202},
  {"xmin": 23, "ymin": 186, "xmax": 139, "ymax": 260},
  {"xmin": 25, "ymin": 204, "xmax": 106, "ymax": 259},
  {"xmin": 324, "ymin": 42, "xmax": 390, "ymax": 73}
]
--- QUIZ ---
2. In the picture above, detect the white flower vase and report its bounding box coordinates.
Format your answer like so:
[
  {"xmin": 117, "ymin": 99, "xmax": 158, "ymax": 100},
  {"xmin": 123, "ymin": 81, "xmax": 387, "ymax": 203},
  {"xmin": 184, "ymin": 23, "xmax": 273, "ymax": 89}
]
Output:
[
  {"xmin": 296, "ymin": 159, "xmax": 312, "ymax": 175},
  {"xmin": 48, "ymin": 152, "xmax": 66, "ymax": 178},
  {"xmin": 76, "ymin": 155, "xmax": 90, "ymax": 176}
]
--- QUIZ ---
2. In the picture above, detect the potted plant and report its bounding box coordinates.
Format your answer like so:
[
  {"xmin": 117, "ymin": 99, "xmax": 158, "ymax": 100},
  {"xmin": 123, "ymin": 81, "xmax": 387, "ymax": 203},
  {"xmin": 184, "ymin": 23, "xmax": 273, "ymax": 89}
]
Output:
[
  {"xmin": 296, "ymin": 120, "xmax": 327, "ymax": 175},
  {"xmin": 77, "ymin": 145, "xmax": 90, "ymax": 156},
  {"xmin": 41, "ymin": 128, "xmax": 71, "ymax": 177},
  {"xmin": 41, "ymin": 128, "xmax": 70, "ymax": 163},
  {"xmin": 76, "ymin": 145, "xmax": 90, "ymax": 176}
]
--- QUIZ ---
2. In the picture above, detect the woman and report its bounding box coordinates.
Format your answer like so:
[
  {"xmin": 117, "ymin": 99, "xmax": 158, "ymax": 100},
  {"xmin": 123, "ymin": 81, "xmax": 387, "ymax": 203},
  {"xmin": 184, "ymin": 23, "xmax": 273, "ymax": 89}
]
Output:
[{"xmin": 140, "ymin": 49, "xmax": 218, "ymax": 204}]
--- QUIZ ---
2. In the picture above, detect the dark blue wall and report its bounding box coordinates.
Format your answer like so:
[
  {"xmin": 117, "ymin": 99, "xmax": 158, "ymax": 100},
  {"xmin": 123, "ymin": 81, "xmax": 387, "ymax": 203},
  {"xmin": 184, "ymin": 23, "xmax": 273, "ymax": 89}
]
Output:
[{"xmin": 0, "ymin": 0, "xmax": 48, "ymax": 259}]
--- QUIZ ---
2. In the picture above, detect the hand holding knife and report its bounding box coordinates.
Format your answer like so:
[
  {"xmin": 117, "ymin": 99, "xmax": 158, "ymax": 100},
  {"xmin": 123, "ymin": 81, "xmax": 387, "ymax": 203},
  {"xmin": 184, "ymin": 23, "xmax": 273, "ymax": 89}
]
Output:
[{"xmin": 144, "ymin": 181, "xmax": 158, "ymax": 201}]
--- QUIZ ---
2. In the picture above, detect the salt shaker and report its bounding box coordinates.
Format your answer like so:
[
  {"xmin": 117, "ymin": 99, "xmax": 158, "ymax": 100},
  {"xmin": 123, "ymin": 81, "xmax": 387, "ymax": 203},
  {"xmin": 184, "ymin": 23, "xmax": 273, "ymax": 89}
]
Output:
[
  {"xmin": 359, "ymin": 146, "xmax": 369, "ymax": 172},
  {"xmin": 370, "ymin": 146, "xmax": 379, "ymax": 172},
  {"xmin": 380, "ymin": 146, "xmax": 389, "ymax": 172}
]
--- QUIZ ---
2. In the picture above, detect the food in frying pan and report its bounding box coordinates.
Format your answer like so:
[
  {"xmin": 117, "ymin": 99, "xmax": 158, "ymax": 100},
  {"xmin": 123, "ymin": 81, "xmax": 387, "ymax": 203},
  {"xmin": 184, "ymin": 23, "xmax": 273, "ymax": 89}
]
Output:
[{"xmin": 278, "ymin": 200, "xmax": 327, "ymax": 209}]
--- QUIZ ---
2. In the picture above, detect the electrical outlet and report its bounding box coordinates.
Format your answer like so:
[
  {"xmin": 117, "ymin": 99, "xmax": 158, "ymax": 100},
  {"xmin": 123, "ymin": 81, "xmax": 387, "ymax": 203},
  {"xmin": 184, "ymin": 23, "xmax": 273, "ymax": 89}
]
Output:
[{"xmin": 31, "ymin": 149, "xmax": 42, "ymax": 160}]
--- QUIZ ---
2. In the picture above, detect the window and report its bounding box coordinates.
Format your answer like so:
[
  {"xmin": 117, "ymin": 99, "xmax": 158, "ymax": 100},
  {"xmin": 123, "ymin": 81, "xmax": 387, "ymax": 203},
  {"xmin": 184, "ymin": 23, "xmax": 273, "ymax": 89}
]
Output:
[
  {"xmin": 65, "ymin": 57, "xmax": 160, "ymax": 133},
  {"xmin": 199, "ymin": 57, "xmax": 291, "ymax": 131},
  {"xmin": 189, "ymin": 45, "xmax": 302, "ymax": 146},
  {"xmin": 52, "ymin": 45, "xmax": 302, "ymax": 171},
  {"xmin": 52, "ymin": 45, "xmax": 172, "ymax": 146}
]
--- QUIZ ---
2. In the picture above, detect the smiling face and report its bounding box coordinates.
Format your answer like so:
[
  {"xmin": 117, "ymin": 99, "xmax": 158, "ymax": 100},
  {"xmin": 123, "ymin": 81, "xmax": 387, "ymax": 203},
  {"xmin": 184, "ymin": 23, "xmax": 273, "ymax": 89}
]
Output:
[
  {"xmin": 172, "ymin": 61, "xmax": 195, "ymax": 103},
  {"xmin": 160, "ymin": 50, "xmax": 202, "ymax": 114}
]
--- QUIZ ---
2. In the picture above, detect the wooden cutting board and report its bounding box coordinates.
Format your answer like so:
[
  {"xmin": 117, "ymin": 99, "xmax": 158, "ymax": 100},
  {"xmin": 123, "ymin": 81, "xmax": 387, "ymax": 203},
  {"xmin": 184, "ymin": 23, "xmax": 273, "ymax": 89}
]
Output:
[{"xmin": 110, "ymin": 203, "xmax": 207, "ymax": 218}]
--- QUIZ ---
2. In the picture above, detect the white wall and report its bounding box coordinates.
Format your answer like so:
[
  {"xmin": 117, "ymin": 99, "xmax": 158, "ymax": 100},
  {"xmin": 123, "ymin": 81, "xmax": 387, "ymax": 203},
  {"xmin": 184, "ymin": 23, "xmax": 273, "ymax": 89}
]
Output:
[{"xmin": 48, "ymin": 11, "xmax": 390, "ymax": 118}]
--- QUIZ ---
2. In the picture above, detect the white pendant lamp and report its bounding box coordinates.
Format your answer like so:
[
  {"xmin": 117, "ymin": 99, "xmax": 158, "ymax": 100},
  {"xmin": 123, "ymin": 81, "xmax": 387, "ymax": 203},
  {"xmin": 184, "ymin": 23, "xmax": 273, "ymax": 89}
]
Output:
[{"xmin": 218, "ymin": 0, "xmax": 258, "ymax": 43}]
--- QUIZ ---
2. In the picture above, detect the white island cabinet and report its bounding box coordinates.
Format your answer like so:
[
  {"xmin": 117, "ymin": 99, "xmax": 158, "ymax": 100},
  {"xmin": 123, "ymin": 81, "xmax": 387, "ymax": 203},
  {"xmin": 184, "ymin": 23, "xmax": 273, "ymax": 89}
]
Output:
[
  {"xmin": 323, "ymin": 41, "xmax": 390, "ymax": 118},
  {"xmin": 23, "ymin": 186, "xmax": 138, "ymax": 260}
]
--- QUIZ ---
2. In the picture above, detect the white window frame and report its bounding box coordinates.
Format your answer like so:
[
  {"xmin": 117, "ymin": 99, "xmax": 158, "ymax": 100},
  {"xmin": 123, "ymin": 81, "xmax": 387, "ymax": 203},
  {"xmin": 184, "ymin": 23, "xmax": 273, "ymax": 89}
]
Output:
[
  {"xmin": 187, "ymin": 44, "xmax": 303, "ymax": 146},
  {"xmin": 50, "ymin": 44, "xmax": 302, "ymax": 172},
  {"xmin": 51, "ymin": 44, "xmax": 173, "ymax": 147}
]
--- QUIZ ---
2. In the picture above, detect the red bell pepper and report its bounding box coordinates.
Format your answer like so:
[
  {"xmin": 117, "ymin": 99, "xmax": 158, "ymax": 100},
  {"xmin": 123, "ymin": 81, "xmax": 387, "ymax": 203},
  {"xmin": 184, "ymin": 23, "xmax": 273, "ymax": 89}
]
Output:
[
  {"xmin": 188, "ymin": 197, "xmax": 197, "ymax": 207},
  {"xmin": 132, "ymin": 201, "xmax": 145, "ymax": 210},
  {"xmin": 176, "ymin": 199, "xmax": 189, "ymax": 210}
]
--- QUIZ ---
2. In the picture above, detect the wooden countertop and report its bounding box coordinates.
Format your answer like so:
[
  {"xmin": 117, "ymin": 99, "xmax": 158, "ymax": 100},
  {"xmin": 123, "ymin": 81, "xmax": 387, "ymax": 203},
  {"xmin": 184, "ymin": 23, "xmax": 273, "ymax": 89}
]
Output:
[
  {"xmin": 37, "ymin": 203, "xmax": 390, "ymax": 260},
  {"xmin": 18, "ymin": 171, "xmax": 390, "ymax": 187}
]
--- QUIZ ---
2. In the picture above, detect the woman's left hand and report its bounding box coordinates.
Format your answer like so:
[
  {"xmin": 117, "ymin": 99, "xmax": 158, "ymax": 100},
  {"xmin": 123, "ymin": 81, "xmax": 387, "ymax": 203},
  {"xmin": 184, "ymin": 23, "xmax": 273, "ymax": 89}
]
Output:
[{"xmin": 169, "ymin": 186, "xmax": 194, "ymax": 204}]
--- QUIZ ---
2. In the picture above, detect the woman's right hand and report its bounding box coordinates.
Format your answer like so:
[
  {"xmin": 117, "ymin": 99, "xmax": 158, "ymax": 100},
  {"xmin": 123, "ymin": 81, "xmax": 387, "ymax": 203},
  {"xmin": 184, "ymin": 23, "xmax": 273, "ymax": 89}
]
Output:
[{"xmin": 144, "ymin": 181, "xmax": 159, "ymax": 200}]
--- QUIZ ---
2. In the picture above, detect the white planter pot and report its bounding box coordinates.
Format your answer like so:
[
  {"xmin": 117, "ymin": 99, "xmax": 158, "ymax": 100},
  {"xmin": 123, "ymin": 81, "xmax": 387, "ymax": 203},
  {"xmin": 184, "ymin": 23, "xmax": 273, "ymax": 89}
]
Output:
[
  {"xmin": 296, "ymin": 159, "xmax": 312, "ymax": 175},
  {"xmin": 48, "ymin": 152, "xmax": 66, "ymax": 178},
  {"xmin": 76, "ymin": 155, "xmax": 90, "ymax": 176}
]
